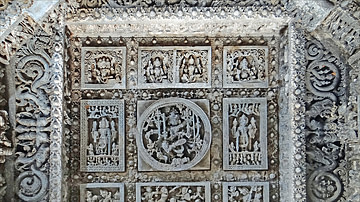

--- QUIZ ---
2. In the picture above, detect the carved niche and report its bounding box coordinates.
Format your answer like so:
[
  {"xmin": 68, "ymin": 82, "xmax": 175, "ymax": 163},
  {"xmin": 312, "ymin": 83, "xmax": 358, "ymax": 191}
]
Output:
[
  {"xmin": 137, "ymin": 98, "xmax": 211, "ymax": 171},
  {"xmin": 223, "ymin": 182, "xmax": 269, "ymax": 202},
  {"xmin": 80, "ymin": 183, "xmax": 124, "ymax": 202},
  {"xmin": 136, "ymin": 182, "xmax": 211, "ymax": 202},
  {"xmin": 138, "ymin": 47, "xmax": 211, "ymax": 88},
  {"xmin": 223, "ymin": 46, "xmax": 268, "ymax": 88},
  {"xmin": 80, "ymin": 99, "xmax": 125, "ymax": 172},
  {"xmin": 81, "ymin": 47, "xmax": 126, "ymax": 89},
  {"xmin": 223, "ymin": 98, "xmax": 268, "ymax": 170}
]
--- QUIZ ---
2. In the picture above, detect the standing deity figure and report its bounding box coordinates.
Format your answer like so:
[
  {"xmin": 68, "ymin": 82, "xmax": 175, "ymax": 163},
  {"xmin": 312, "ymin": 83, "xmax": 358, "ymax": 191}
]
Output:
[
  {"xmin": 91, "ymin": 120, "xmax": 99, "ymax": 143},
  {"xmin": 238, "ymin": 114, "xmax": 249, "ymax": 151},
  {"xmin": 247, "ymin": 117, "xmax": 257, "ymax": 151},
  {"xmin": 98, "ymin": 117, "xmax": 110, "ymax": 155}
]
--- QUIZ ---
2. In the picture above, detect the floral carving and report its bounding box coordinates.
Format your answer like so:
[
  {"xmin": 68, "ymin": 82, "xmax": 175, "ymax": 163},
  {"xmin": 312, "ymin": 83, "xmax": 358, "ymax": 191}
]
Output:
[{"xmin": 137, "ymin": 98, "xmax": 211, "ymax": 171}]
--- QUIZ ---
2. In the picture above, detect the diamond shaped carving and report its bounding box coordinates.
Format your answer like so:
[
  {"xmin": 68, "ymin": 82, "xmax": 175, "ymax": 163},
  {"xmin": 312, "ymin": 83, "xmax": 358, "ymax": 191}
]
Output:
[
  {"xmin": 80, "ymin": 99, "xmax": 125, "ymax": 172},
  {"xmin": 223, "ymin": 98, "xmax": 268, "ymax": 170}
]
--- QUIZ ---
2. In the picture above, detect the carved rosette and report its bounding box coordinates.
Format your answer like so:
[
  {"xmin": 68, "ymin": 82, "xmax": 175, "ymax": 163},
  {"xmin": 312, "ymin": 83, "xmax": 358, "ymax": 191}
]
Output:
[{"xmin": 137, "ymin": 98, "xmax": 211, "ymax": 171}]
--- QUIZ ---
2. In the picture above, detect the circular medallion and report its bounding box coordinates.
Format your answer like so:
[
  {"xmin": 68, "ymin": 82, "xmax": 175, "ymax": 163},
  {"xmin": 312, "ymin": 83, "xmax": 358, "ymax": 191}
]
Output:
[{"xmin": 137, "ymin": 98, "xmax": 211, "ymax": 171}]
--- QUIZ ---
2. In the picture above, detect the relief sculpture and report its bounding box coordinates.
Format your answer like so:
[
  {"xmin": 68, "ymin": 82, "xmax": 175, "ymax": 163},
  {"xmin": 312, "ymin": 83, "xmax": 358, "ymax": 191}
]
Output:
[
  {"xmin": 138, "ymin": 47, "xmax": 211, "ymax": 88},
  {"xmin": 223, "ymin": 98, "xmax": 267, "ymax": 170},
  {"xmin": 136, "ymin": 182, "xmax": 210, "ymax": 202},
  {"xmin": 80, "ymin": 183, "xmax": 124, "ymax": 202},
  {"xmin": 81, "ymin": 47, "xmax": 126, "ymax": 89},
  {"xmin": 223, "ymin": 182, "xmax": 269, "ymax": 202},
  {"xmin": 80, "ymin": 100, "xmax": 125, "ymax": 172},
  {"xmin": 223, "ymin": 47, "xmax": 268, "ymax": 88},
  {"xmin": 176, "ymin": 49, "xmax": 210, "ymax": 84},
  {"xmin": 137, "ymin": 98, "xmax": 211, "ymax": 171}
]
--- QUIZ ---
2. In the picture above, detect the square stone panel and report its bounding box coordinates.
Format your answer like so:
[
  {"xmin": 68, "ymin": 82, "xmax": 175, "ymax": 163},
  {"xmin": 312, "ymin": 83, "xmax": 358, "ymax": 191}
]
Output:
[
  {"xmin": 80, "ymin": 183, "xmax": 124, "ymax": 202},
  {"xmin": 136, "ymin": 182, "xmax": 211, "ymax": 202},
  {"xmin": 80, "ymin": 99, "xmax": 125, "ymax": 172},
  {"xmin": 137, "ymin": 98, "xmax": 211, "ymax": 171},
  {"xmin": 81, "ymin": 47, "xmax": 126, "ymax": 89},
  {"xmin": 222, "ymin": 182, "xmax": 269, "ymax": 202},
  {"xmin": 223, "ymin": 98, "xmax": 268, "ymax": 170},
  {"xmin": 138, "ymin": 46, "xmax": 211, "ymax": 88},
  {"xmin": 223, "ymin": 46, "xmax": 268, "ymax": 88}
]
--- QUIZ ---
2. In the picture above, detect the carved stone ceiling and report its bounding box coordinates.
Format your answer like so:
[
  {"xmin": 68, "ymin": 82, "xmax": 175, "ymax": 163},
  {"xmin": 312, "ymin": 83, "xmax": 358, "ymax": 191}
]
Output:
[{"xmin": 0, "ymin": 0, "xmax": 359, "ymax": 202}]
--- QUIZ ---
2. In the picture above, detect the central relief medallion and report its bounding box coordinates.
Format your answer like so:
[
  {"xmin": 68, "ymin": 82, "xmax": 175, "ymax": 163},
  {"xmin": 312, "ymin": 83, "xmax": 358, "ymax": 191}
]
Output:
[{"xmin": 137, "ymin": 98, "xmax": 211, "ymax": 171}]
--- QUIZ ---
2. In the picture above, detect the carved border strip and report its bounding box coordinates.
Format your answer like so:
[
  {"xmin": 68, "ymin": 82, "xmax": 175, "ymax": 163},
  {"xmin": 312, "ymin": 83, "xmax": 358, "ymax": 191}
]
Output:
[{"xmin": 288, "ymin": 24, "xmax": 307, "ymax": 202}]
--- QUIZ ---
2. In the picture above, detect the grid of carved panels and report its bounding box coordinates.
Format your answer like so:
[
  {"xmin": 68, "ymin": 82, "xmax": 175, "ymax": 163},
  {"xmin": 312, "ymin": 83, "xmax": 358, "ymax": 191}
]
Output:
[{"xmin": 68, "ymin": 36, "xmax": 279, "ymax": 201}]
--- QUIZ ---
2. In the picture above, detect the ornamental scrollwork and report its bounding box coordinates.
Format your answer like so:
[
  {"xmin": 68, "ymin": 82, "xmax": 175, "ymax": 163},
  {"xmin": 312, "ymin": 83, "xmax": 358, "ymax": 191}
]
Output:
[
  {"xmin": 305, "ymin": 39, "xmax": 346, "ymax": 202},
  {"xmin": 14, "ymin": 32, "xmax": 53, "ymax": 201}
]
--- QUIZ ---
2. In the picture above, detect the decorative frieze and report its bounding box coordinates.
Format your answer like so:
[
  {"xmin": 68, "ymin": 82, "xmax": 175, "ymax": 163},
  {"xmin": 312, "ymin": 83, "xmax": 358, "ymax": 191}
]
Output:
[
  {"xmin": 223, "ymin": 46, "xmax": 268, "ymax": 88},
  {"xmin": 137, "ymin": 98, "xmax": 211, "ymax": 171},
  {"xmin": 136, "ymin": 182, "xmax": 211, "ymax": 202},
  {"xmin": 80, "ymin": 99, "xmax": 125, "ymax": 172},
  {"xmin": 138, "ymin": 46, "xmax": 211, "ymax": 88},
  {"xmin": 80, "ymin": 183, "xmax": 124, "ymax": 202},
  {"xmin": 223, "ymin": 182, "xmax": 269, "ymax": 202},
  {"xmin": 223, "ymin": 98, "xmax": 267, "ymax": 170},
  {"xmin": 81, "ymin": 47, "xmax": 126, "ymax": 89}
]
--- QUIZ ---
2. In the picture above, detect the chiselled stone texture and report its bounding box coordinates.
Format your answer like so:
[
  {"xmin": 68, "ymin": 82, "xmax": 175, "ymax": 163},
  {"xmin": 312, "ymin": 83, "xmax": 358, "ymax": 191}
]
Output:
[
  {"xmin": 80, "ymin": 183, "xmax": 124, "ymax": 202},
  {"xmin": 80, "ymin": 99, "xmax": 125, "ymax": 172},
  {"xmin": 137, "ymin": 98, "xmax": 211, "ymax": 171},
  {"xmin": 223, "ymin": 98, "xmax": 268, "ymax": 170},
  {"xmin": 136, "ymin": 182, "xmax": 211, "ymax": 202},
  {"xmin": 223, "ymin": 182, "xmax": 269, "ymax": 202}
]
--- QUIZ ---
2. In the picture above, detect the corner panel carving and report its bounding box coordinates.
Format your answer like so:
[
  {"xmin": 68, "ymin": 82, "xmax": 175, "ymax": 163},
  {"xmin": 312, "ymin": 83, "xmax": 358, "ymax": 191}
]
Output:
[
  {"xmin": 223, "ymin": 46, "xmax": 268, "ymax": 88},
  {"xmin": 223, "ymin": 182, "xmax": 269, "ymax": 202},
  {"xmin": 80, "ymin": 183, "xmax": 124, "ymax": 202}
]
